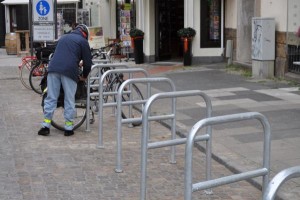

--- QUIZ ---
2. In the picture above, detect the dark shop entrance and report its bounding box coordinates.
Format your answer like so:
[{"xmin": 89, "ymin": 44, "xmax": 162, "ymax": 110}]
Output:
[{"xmin": 155, "ymin": 0, "xmax": 184, "ymax": 61}]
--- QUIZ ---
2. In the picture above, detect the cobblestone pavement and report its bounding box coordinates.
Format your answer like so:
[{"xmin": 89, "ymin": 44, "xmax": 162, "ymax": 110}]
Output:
[{"xmin": 0, "ymin": 59, "xmax": 263, "ymax": 199}]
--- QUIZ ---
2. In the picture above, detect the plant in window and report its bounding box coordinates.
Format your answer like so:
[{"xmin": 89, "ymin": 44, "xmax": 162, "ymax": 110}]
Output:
[{"xmin": 177, "ymin": 27, "xmax": 196, "ymax": 38}]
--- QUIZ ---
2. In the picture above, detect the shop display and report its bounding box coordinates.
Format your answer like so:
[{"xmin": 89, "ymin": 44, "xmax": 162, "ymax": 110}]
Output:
[
  {"xmin": 209, "ymin": 0, "xmax": 220, "ymax": 40},
  {"xmin": 119, "ymin": 3, "xmax": 131, "ymax": 47}
]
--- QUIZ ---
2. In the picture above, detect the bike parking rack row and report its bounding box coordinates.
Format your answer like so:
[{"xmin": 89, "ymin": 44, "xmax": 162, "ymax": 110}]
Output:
[
  {"xmin": 115, "ymin": 77, "xmax": 176, "ymax": 173},
  {"xmin": 86, "ymin": 63, "xmax": 284, "ymax": 200},
  {"xmin": 86, "ymin": 63, "xmax": 130, "ymax": 132},
  {"xmin": 184, "ymin": 112, "xmax": 271, "ymax": 200},
  {"xmin": 263, "ymin": 166, "xmax": 300, "ymax": 200},
  {"xmin": 140, "ymin": 90, "xmax": 213, "ymax": 200}
]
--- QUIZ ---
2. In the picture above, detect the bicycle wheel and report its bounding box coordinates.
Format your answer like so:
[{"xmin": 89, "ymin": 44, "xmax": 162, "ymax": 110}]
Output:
[
  {"xmin": 19, "ymin": 57, "xmax": 37, "ymax": 89},
  {"xmin": 42, "ymin": 93, "xmax": 87, "ymax": 131},
  {"xmin": 29, "ymin": 62, "xmax": 47, "ymax": 94},
  {"xmin": 114, "ymin": 80, "xmax": 144, "ymax": 126},
  {"xmin": 51, "ymin": 101, "xmax": 87, "ymax": 131}
]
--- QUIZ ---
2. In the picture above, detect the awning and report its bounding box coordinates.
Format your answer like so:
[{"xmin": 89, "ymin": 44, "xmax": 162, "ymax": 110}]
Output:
[{"xmin": 1, "ymin": 0, "xmax": 79, "ymax": 5}]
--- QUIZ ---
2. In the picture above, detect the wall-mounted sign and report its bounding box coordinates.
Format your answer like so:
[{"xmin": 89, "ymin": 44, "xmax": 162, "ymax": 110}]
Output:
[{"xmin": 33, "ymin": 0, "xmax": 54, "ymax": 23}]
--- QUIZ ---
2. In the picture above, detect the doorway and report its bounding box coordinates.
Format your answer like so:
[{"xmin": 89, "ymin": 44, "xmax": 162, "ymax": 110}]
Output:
[{"xmin": 155, "ymin": 0, "xmax": 183, "ymax": 61}]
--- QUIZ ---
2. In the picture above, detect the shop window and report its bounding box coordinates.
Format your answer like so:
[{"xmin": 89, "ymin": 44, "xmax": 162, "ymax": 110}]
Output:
[{"xmin": 200, "ymin": 0, "xmax": 221, "ymax": 48}]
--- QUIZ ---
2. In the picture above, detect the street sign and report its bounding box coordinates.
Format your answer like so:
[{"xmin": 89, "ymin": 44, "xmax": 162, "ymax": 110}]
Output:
[
  {"xmin": 33, "ymin": 0, "xmax": 54, "ymax": 23},
  {"xmin": 33, "ymin": 25, "xmax": 55, "ymax": 41}
]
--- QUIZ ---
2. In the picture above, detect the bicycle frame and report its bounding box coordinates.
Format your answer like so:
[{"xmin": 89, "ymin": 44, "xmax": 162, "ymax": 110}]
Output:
[{"xmin": 18, "ymin": 56, "xmax": 37, "ymax": 70}]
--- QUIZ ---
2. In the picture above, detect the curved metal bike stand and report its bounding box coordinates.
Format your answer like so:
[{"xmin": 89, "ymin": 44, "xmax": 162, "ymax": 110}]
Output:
[
  {"xmin": 115, "ymin": 77, "xmax": 176, "ymax": 173},
  {"xmin": 140, "ymin": 90, "xmax": 212, "ymax": 200},
  {"xmin": 97, "ymin": 68, "xmax": 149, "ymax": 148},
  {"xmin": 184, "ymin": 112, "xmax": 271, "ymax": 200},
  {"xmin": 86, "ymin": 63, "xmax": 129, "ymax": 132},
  {"xmin": 263, "ymin": 166, "xmax": 300, "ymax": 200}
]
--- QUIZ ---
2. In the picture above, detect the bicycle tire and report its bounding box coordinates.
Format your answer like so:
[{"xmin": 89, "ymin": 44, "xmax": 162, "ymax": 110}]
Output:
[
  {"xmin": 19, "ymin": 57, "xmax": 37, "ymax": 89},
  {"xmin": 114, "ymin": 80, "xmax": 144, "ymax": 126},
  {"xmin": 42, "ymin": 93, "xmax": 87, "ymax": 131},
  {"xmin": 29, "ymin": 61, "xmax": 47, "ymax": 94}
]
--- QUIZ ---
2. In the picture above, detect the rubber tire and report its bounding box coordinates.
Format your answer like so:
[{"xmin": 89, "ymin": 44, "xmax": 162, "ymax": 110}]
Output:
[
  {"xmin": 42, "ymin": 93, "xmax": 87, "ymax": 131},
  {"xmin": 29, "ymin": 61, "xmax": 46, "ymax": 94}
]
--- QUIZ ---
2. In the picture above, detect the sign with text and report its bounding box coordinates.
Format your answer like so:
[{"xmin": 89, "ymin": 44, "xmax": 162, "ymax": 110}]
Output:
[
  {"xmin": 33, "ymin": 0, "xmax": 54, "ymax": 23},
  {"xmin": 33, "ymin": 25, "xmax": 55, "ymax": 41},
  {"xmin": 88, "ymin": 27, "xmax": 105, "ymax": 49}
]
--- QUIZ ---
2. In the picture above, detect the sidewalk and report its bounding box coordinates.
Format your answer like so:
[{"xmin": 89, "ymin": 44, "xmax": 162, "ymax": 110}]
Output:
[{"xmin": 0, "ymin": 48, "xmax": 300, "ymax": 199}]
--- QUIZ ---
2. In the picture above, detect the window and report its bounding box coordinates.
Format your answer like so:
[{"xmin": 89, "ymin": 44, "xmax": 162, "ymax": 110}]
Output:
[
  {"xmin": 200, "ymin": 0, "xmax": 221, "ymax": 48},
  {"xmin": 57, "ymin": 3, "xmax": 76, "ymax": 33}
]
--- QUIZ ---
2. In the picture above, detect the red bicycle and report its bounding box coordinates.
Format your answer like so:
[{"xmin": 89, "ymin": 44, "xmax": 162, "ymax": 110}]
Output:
[{"xmin": 18, "ymin": 55, "xmax": 37, "ymax": 89}]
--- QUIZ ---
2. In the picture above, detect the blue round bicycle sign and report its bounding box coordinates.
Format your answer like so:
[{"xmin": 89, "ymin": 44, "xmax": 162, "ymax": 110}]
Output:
[
  {"xmin": 36, "ymin": 0, "xmax": 50, "ymax": 16},
  {"xmin": 33, "ymin": 0, "xmax": 53, "ymax": 22}
]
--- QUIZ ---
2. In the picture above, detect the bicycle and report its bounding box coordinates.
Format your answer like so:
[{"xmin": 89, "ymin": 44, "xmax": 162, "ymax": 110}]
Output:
[
  {"xmin": 90, "ymin": 65, "xmax": 144, "ymax": 127},
  {"xmin": 40, "ymin": 66, "xmax": 94, "ymax": 131},
  {"xmin": 91, "ymin": 42, "xmax": 127, "ymax": 63},
  {"xmin": 18, "ymin": 43, "xmax": 49, "ymax": 90},
  {"xmin": 29, "ymin": 45, "xmax": 56, "ymax": 94},
  {"xmin": 18, "ymin": 55, "xmax": 37, "ymax": 90}
]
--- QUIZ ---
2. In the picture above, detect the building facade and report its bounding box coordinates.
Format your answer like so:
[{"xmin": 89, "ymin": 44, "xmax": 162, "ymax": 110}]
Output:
[{"xmin": 1, "ymin": 0, "xmax": 300, "ymax": 78}]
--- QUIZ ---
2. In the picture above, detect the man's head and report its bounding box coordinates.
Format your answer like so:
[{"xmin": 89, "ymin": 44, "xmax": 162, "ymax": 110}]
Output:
[{"xmin": 75, "ymin": 24, "xmax": 89, "ymax": 40}]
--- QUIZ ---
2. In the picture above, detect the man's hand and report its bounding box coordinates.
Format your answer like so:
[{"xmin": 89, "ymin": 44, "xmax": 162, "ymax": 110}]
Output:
[
  {"xmin": 79, "ymin": 60, "xmax": 83, "ymax": 67},
  {"xmin": 79, "ymin": 76, "xmax": 86, "ymax": 81}
]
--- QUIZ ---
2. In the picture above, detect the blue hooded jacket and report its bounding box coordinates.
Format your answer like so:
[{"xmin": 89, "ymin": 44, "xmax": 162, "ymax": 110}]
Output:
[{"xmin": 47, "ymin": 29, "xmax": 92, "ymax": 82}]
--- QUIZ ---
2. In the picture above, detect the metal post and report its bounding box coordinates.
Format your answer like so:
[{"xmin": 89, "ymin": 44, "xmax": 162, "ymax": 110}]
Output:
[
  {"xmin": 54, "ymin": 0, "xmax": 57, "ymax": 39},
  {"xmin": 29, "ymin": 0, "xmax": 33, "ymax": 56}
]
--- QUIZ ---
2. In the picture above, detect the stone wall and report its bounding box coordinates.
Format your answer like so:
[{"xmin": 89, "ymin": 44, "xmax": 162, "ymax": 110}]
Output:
[
  {"xmin": 275, "ymin": 31, "xmax": 287, "ymax": 77},
  {"xmin": 225, "ymin": 28, "xmax": 237, "ymax": 61}
]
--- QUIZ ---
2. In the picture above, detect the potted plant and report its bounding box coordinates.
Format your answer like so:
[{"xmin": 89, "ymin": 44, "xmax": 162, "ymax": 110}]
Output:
[
  {"xmin": 177, "ymin": 27, "xmax": 196, "ymax": 66},
  {"xmin": 130, "ymin": 28, "xmax": 144, "ymax": 64}
]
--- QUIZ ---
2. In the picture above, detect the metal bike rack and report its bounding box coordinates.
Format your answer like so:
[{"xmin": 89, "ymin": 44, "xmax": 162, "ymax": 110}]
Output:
[
  {"xmin": 115, "ymin": 77, "xmax": 176, "ymax": 173},
  {"xmin": 86, "ymin": 63, "xmax": 129, "ymax": 132},
  {"xmin": 140, "ymin": 90, "xmax": 212, "ymax": 200},
  {"xmin": 263, "ymin": 166, "xmax": 300, "ymax": 200},
  {"xmin": 96, "ymin": 68, "xmax": 149, "ymax": 148},
  {"xmin": 92, "ymin": 59, "xmax": 111, "ymax": 64},
  {"xmin": 184, "ymin": 112, "xmax": 271, "ymax": 200}
]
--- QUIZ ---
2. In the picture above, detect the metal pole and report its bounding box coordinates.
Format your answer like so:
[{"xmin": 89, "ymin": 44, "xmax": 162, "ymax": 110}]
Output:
[
  {"xmin": 29, "ymin": 0, "xmax": 33, "ymax": 56},
  {"xmin": 54, "ymin": 0, "xmax": 57, "ymax": 39}
]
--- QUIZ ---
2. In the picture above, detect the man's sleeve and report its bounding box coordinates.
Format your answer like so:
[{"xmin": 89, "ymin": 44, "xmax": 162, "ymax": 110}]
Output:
[{"xmin": 82, "ymin": 41, "xmax": 92, "ymax": 78}]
